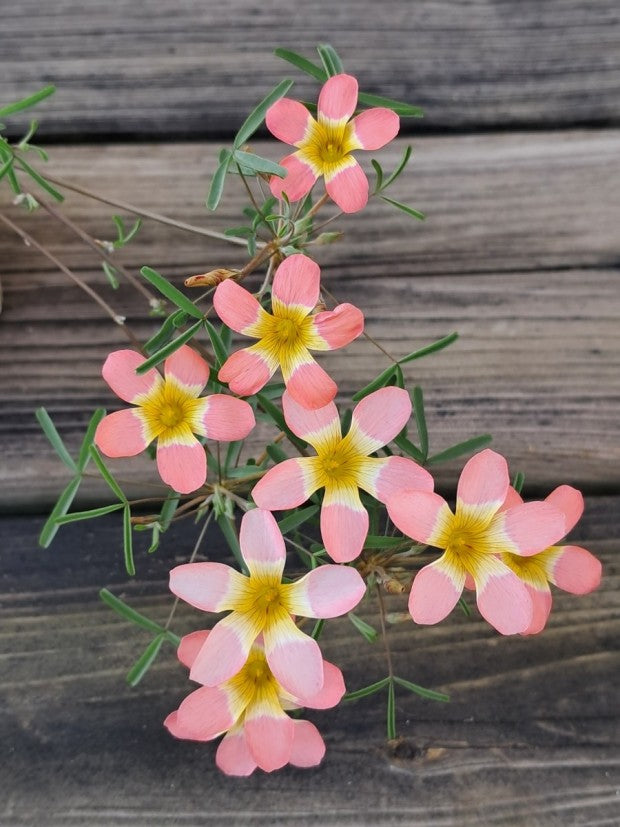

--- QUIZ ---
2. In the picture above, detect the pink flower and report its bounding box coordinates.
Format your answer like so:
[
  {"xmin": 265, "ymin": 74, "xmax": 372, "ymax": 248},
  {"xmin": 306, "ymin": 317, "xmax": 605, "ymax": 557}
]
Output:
[
  {"xmin": 252, "ymin": 387, "xmax": 434, "ymax": 563},
  {"xmin": 499, "ymin": 485, "xmax": 602, "ymax": 634},
  {"xmin": 266, "ymin": 73, "xmax": 400, "ymax": 213},
  {"xmin": 165, "ymin": 630, "xmax": 345, "ymax": 776},
  {"xmin": 94, "ymin": 345, "xmax": 255, "ymax": 494},
  {"xmin": 169, "ymin": 508, "xmax": 365, "ymax": 699},
  {"xmin": 386, "ymin": 449, "xmax": 568, "ymax": 635},
  {"xmin": 214, "ymin": 253, "xmax": 363, "ymax": 409}
]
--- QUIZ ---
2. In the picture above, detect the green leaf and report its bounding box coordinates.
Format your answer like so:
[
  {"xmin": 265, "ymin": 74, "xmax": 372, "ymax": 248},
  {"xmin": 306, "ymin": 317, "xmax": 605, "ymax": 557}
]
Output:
[
  {"xmin": 89, "ymin": 446, "xmax": 127, "ymax": 502},
  {"xmin": 140, "ymin": 266, "xmax": 203, "ymax": 319},
  {"xmin": 203, "ymin": 318, "xmax": 229, "ymax": 368},
  {"xmin": 344, "ymin": 677, "xmax": 390, "ymax": 701},
  {"xmin": 352, "ymin": 363, "xmax": 397, "ymax": 402},
  {"xmin": 224, "ymin": 439, "xmax": 244, "ymax": 474},
  {"xmin": 311, "ymin": 618, "xmax": 325, "ymax": 641},
  {"xmin": 317, "ymin": 44, "xmax": 343, "ymax": 76},
  {"xmin": 55, "ymin": 503, "xmax": 125, "ymax": 524},
  {"xmin": 126, "ymin": 634, "xmax": 165, "ymax": 687},
  {"xmin": 348, "ymin": 612, "xmax": 378, "ymax": 643},
  {"xmin": 112, "ymin": 215, "xmax": 142, "ymax": 248},
  {"xmin": 278, "ymin": 504, "xmax": 320, "ymax": 535},
  {"xmin": 77, "ymin": 409, "xmax": 106, "ymax": 472},
  {"xmin": 123, "ymin": 504, "xmax": 135, "ymax": 576},
  {"xmin": 233, "ymin": 150, "xmax": 287, "ymax": 178},
  {"xmin": 380, "ymin": 195, "xmax": 425, "ymax": 220},
  {"xmin": 216, "ymin": 513, "xmax": 245, "ymax": 572},
  {"xmin": 363, "ymin": 535, "xmax": 407, "ymax": 549},
  {"xmin": 393, "ymin": 433, "xmax": 425, "ymax": 464},
  {"xmin": 0, "ymin": 153, "xmax": 14, "ymax": 182},
  {"xmin": 38, "ymin": 476, "xmax": 81, "ymax": 547},
  {"xmin": 412, "ymin": 386, "xmax": 428, "ymax": 460},
  {"xmin": 386, "ymin": 679, "xmax": 396, "ymax": 739},
  {"xmin": 398, "ymin": 332, "xmax": 459, "ymax": 364},
  {"xmin": 265, "ymin": 442, "xmax": 289, "ymax": 465},
  {"xmin": 393, "ymin": 676, "xmax": 450, "ymax": 703},
  {"xmin": 427, "ymin": 434, "xmax": 493, "ymax": 465},
  {"xmin": 371, "ymin": 159, "xmax": 384, "ymax": 193},
  {"xmin": 136, "ymin": 319, "xmax": 204, "ymax": 373},
  {"xmin": 381, "ymin": 145, "xmax": 413, "ymax": 191},
  {"xmin": 99, "ymin": 588, "xmax": 165, "ymax": 636},
  {"xmin": 206, "ymin": 150, "xmax": 232, "ymax": 210},
  {"xmin": 512, "ymin": 470, "xmax": 525, "ymax": 495},
  {"xmin": 274, "ymin": 48, "xmax": 327, "ymax": 82},
  {"xmin": 458, "ymin": 596, "xmax": 472, "ymax": 617},
  {"xmin": 143, "ymin": 310, "xmax": 186, "ymax": 354},
  {"xmin": 256, "ymin": 393, "xmax": 307, "ymax": 453},
  {"xmin": 0, "ymin": 86, "xmax": 55, "ymax": 118},
  {"xmin": 102, "ymin": 261, "xmax": 119, "ymax": 289},
  {"xmin": 234, "ymin": 79, "xmax": 294, "ymax": 149},
  {"xmin": 357, "ymin": 92, "xmax": 423, "ymax": 118},
  {"xmin": 159, "ymin": 492, "xmax": 180, "ymax": 531},
  {"xmin": 14, "ymin": 155, "xmax": 64, "ymax": 201},
  {"xmin": 35, "ymin": 407, "xmax": 77, "ymax": 471}
]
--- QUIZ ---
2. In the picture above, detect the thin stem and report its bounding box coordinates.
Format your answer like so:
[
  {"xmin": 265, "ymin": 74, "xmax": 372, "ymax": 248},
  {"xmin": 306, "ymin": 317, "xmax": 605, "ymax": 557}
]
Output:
[
  {"xmin": 236, "ymin": 164, "xmax": 277, "ymax": 240},
  {"xmin": 376, "ymin": 583, "xmax": 395, "ymax": 679},
  {"xmin": 164, "ymin": 508, "xmax": 214, "ymax": 630},
  {"xmin": 305, "ymin": 192, "xmax": 330, "ymax": 220}
]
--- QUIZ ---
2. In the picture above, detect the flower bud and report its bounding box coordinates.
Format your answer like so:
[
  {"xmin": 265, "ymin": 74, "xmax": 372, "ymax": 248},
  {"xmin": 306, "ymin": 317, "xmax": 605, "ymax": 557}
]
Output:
[{"xmin": 185, "ymin": 268, "xmax": 239, "ymax": 288}]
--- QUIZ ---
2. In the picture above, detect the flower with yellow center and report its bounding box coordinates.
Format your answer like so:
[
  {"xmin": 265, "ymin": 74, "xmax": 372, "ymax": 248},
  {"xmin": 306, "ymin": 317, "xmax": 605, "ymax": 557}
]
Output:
[
  {"xmin": 214, "ymin": 253, "xmax": 363, "ymax": 409},
  {"xmin": 252, "ymin": 387, "xmax": 434, "ymax": 563},
  {"xmin": 94, "ymin": 345, "xmax": 255, "ymax": 493},
  {"xmin": 169, "ymin": 508, "xmax": 365, "ymax": 699},
  {"xmin": 266, "ymin": 73, "xmax": 400, "ymax": 213}
]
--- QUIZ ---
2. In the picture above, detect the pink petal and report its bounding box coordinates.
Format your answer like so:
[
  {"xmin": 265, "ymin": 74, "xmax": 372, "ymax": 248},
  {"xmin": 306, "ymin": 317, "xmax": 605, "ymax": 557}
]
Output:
[
  {"xmin": 521, "ymin": 585, "xmax": 553, "ymax": 635},
  {"xmin": 95, "ymin": 408, "xmax": 150, "ymax": 458},
  {"xmin": 500, "ymin": 485, "xmax": 524, "ymax": 511},
  {"xmin": 289, "ymin": 720, "xmax": 326, "ymax": 768},
  {"xmin": 284, "ymin": 354, "xmax": 338, "ymax": 410},
  {"xmin": 213, "ymin": 280, "xmax": 266, "ymax": 335},
  {"xmin": 307, "ymin": 303, "xmax": 364, "ymax": 350},
  {"xmin": 189, "ymin": 612, "xmax": 262, "ymax": 687},
  {"xmin": 101, "ymin": 349, "xmax": 162, "ymax": 404},
  {"xmin": 216, "ymin": 729, "xmax": 257, "ymax": 776},
  {"xmin": 490, "ymin": 502, "xmax": 567, "ymax": 556},
  {"xmin": 244, "ymin": 707, "xmax": 295, "ymax": 772},
  {"xmin": 200, "ymin": 394, "xmax": 255, "ymax": 441},
  {"xmin": 545, "ymin": 485, "xmax": 584, "ymax": 534},
  {"xmin": 156, "ymin": 436, "xmax": 206, "ymax": 493},
  {"xmin": 350, "ymin": 107, "xmax": 400, "ymax": 150},
  {"xmin": 325, "ymin": 158, "xmax": 369, "ymax": 213},
  {"xmin": 548, "ymin": 545, "xmax": 602, "ymax": 594},
  {"xmin": 473, "ymin": 559, "xmax": 533, "ymax": 635},
  {"xmin": 320, "ymin": 489, "xmax": 369, "ymax": 562},
  {"xmin": 281, "ymin": 389, "xmax": 341, "ymax": 446},
  {"xmin": 169, "ymin": 562, "xmax": 246, "ymax": 613},
  {"xmin": 456, "ymin": 449, "xmax": 509, "ymax": 523},
  {"xmin": 218, "ymin": 347, "xmax": 275, "ymax": 396},
  {"xmin": 167, "ymin": 685, "xmax": 236, "ymax": 741},
  {"xmin": 287, "ymin": 564, "xmax": 366, "ymax": 618},
  {"xmin": 270, "ymin": 153, "xmax": 317, "ymax": 203},
  {"xmin": 408, "ymin": 555, "xmax": 466, "ymax": 624},
  {"xmin": 239, "ymin": 508, "xmax": 286, "ymax": 579},
  {"xmin": 318, "ymin": 73, "xmax": 358, "ymax": 122},
  {"xmin": 301, "ymin": 660, "xmax": 346, "ymax": 709},
  {"xmin": 266, "ymin": 98, "xmax": 313, "ymax": 146},
  {"xmin": 164, "ymin": 345, "xmax": 209, "ymax": 395},
  {"xmin": 388, "ymin": 490, "xmax": 453, "ymax": 546},
  {"xmin": 271, "ymin": 253, "xmax": 320, "ymax": 314},
  {"xmin": 264, "ymin": 615, "xmax": 324, "ymax": 700},
  {"xmin": 348, "ymin": 387, "xmax": 412, "ymax": 454},
  {"xmin": 177, "ymin": 630, "xmax": 210, "ymax": 669},
  {"xmin": 359, "ymin": 455, "xmax": 434, "ymax": 503},
  {"xmin": 252, "ymin": 457, "xmax": 319, "ymax": 510}
]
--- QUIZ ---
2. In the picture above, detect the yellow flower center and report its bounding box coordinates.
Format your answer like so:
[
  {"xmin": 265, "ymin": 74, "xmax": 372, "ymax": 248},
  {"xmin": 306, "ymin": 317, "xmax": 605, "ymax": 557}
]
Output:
[
  {"xmin": 299, "ymin": 119, "xmax": 357, "ymax": 176},
  {"xmin": 274, "ymin": 316, "xmax": 301, "ymax": 346},
  {"xmin": 315, "ymin": 436, "xmax": 365, "ymax": 488},
  {"xmin": 227, "ymin": 647, "xmax": 281, "ymax": 709},
  {"xmin": 502, "ymin": 550, "xmax": 550, "ymax": 590},
  {"xmin": 255, "ymin": 307, "xmax": 314, "ymax": 366},
  {"xmin": 436, "ymin": 512, "xmax": 496, "ymax": 572},
  {"xmin": 238, "ymin": 576, "xmax": 292, "ymax": 625},
  {"xmin": 140, "ymin": 379, "xmax": 201, "ymax": 441}
]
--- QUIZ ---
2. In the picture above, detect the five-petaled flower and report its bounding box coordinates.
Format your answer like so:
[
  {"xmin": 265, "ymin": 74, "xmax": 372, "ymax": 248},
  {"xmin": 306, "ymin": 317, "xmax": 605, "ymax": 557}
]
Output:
[
  {"xmin": 213, "ymin": 253, "xmax": 363, "ymax": 409},
  {"xmin": 95, "ymin": 345, "xmax": 255, "ymax": 494},
  {"xmin": 498, "ymin": 484, "xmax": 601, "ymax": 634},
  {"xmin": 387, "ymin": 449, "xmax": 569, "ymax": 635},
  {"xmin": 165, "ymin": 630, "xmax": 345, "ymax": 776},
  {"xmin": 266, "ymin": 73, "xmax": 399, "ymax": 213},
  {"xmin": 252, "ymin": 387, "xmax": 434, "ymax": 563},
  {"xmin": 169, "ymin": 507, "xmax": 365, "ymax": 699}
]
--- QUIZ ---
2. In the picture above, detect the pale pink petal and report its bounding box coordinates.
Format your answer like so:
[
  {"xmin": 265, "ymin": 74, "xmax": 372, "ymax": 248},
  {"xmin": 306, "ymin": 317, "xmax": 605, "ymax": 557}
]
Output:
[
  {"xmin": 284, "ymin": 353, "xmax": 338, "ymax": 410},
  {"xmin": 213, "ymin": 280, "xmax": 267, "ymax": 336},
  {"xmin": 169, "ymin": 562, "xmax": 247, "ymax": 613},
  {"xmin": 239, "ymin": 508, "xmax": 286, "ymax": 580},
  {"xmin": 166, "ymin": 685, "xmax": 237, "ymax": 741},
  {"xmin": 101, "ymin": 349, "xmax": 162, "ymax": 404},
  {"xmin": 545, "ymin": 485, "xmax": 584, "ymax": 534},
  {"xmin": 177, "ymin": 630, "xmax": 210, "ymax": 669},
  {"xmin": 300, "ymin": 660, "xmax": 346, "ymax": 709},
  {"xmin": 456, "ymin": 449, "xmax": 509, "ymax": 524},
  {"xmin": 218, "ymin": 347, "xmax": 275, "ymax": 396},
  {"xmin": 95, "ymin": 408, "xmax": 151, "ymax": 457},
  {"xmin": 472, "ymin": 556, "xmax": 533, "ymax": 635},
  {"xmin": 387, "ymin": 490, "xmax": 453, "ymax": 547},
  {"xmin": 271, "ymin": 253, "xmax": 320, "ymax": 314},
  {"xmin": 409, "ymin": 554, "xmax": 466, "ymax": 624},
  {"xmin": 347, "ymin": 386, "xmax": 412, "ymax": 455},
  {"xmin": 325, "ymin": 158, "xmax": 369, "ymax": 213},
  {"xmin": 288, "ymin": 720, "xmax": 326, "ymax": 768},
  {"xmin": 358, "ymin": 455, "xmax": 434, "ymax": 503},
  {"xmin": 318, "ymin": 73, "xmax": 358, "ymax": 122},
  {"xmin": 244, "ymin": 706, "xmax": 295, "ymax": 772},
  {"xmin": 547, "ymin": 545, "xmax": 602, "ymax": 594},
  {"xmin": 216, "ymin": 729, "xmax": 257, "ymax": 776},
  {"xmin": 281, "ymin": 389, "xmax": 341, "ymax": 447},
  {"xmin": 252, "ymin": 457, "xmax": 319, "ymax": 510},
  {"xmin": 156, "ymin": 436, "xmax": 206, "ymax": 493},
  {"xmin": 264, "ymin": 614, "xmax": 324, "ymax": 700},
  {"xmin": 164, "ymin": 345, "xmax": 209, "ymax": 395},
  {"xmin": 270, "ymin": 153, "xmax": 317, "ymax": 202},
  {"xmin": 198, "ymin": 394, "xmax": 255, "ymax": 441},
  {"xmin": 490, "ymin": 502, "xmax": 567, "ymax": 556},
  {"xmin": 286, "ymin": 564, "xmax": 366, "ymax": 618},
  {"xmin": 521, "ymin": 585, "xmax": 552, "ymax": 635},
  {"xmin": 306, "ymin": 303, "xmax": 364, "ymax": 351},
  {"xmin": 500, "ymin": 486, "xmax": 524, "ymax": 511},
  {"xmin": 350, "ymin": 107, "xmax": 400, "ymax": 150},
  {"xmin": 266, "ymin": 98, "xmax": 313, "ymax": 146},
  {"xmin": 189, "ymin": 611, "xmax": 263, "ymax": 687},
  {"xmin": 320, "ymin": 487, "xmax": 369, "ymax": 562}
]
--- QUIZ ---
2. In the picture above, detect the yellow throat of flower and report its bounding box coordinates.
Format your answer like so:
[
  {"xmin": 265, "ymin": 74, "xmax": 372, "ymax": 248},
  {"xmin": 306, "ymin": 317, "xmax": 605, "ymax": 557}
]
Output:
[
  {"xmin": 140, "ymin": 379, "xmax": 201, "ymax": 442},
  {"xmin": 299, "ymin": 118, "xmax": 357, "ymax": 176}
]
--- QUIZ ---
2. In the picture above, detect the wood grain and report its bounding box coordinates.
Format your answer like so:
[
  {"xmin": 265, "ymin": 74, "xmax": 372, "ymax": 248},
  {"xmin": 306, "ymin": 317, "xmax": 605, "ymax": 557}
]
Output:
[{"xmin": 1, "ymin": 1, "xmax": 620, "ymax": 140}]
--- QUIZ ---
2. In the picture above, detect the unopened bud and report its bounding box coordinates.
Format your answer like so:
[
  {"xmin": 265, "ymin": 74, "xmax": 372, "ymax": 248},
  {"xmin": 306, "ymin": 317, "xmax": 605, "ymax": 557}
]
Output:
[
  {"xmin": 315, "ymin": 231, "xmax": 344, "ymax": 245},
  {"xmin": 383, "ymin": 578, "xmax": 406, "ymax": 595},
  {"xmin": 184, "ymin": 268, "xmax": 239, "ymax": 288}
]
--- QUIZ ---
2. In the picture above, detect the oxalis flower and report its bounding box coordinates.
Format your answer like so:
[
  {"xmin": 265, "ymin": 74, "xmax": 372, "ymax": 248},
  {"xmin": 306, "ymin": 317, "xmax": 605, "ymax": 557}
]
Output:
[
  {"xmin": 498, "ymin": 485, "xmax": 601, "ymax": 634},
  {"xmin": 252, "ymin": 387, "xmax": 434, "ymax": 563},
  {"xmin": 386, "ymin": 449, "xmax": 568, "ymax": 635},
  {"xmin": 95, "ymin": 345, "xmax": 255, "ymax": 494},
  {"xmin": 266, "ymin": 73, "xmax": 399, "ymax": 213},
  {"xmin": 213, "ymin": 253, "xmax": 363, "ymax": 409},
  {"xmin": 165, "ymin": 630, "xmax": 345, "ymax": 776},
  {"xmin": 169, "ymin": 507, "xmax": 365, "ymax": 699}
]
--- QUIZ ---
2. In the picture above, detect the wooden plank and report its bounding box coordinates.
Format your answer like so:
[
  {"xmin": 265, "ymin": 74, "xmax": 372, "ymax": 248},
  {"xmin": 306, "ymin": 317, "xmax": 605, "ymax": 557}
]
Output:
[
  {"xmin": 1, "ymin": 1, "xmax": 620, "ymax": 139},
  {"xmin": 1, "ymin": 498, "xmax": 618, "ymax": 824}
]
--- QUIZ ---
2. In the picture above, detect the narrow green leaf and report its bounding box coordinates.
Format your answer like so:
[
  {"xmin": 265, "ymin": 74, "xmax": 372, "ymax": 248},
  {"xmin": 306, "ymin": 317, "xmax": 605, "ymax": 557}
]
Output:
[
  {"xmin": 123, "ymin": 504, "xmax": 135, "ymax": 575},
  {"xmin": 0, "ymin": 153, "xmax": 14, "ymax": 181},
  {"xmin": 126, "ymin": 634, "xmax": 165, "ymax": 687},
  {"xmin": 256, "ymin": 393, "xmax": 307, "ymax": 452},
  {"xmin": 427, "ymin": 434, "xmax": 493, "ymax": 465},
  {"xmin": 458, "ymin": 596, "xmax": 472, "ymax": 617},
  {"xmin": 357, "ymin": 92, "xmax": 423, "ymax": 118},
  {"xmin": 159, "ymin": 492, "xmax": 180, "ymax": 531},
  {"xmin": 35, "ymin": 407, "xmax": 77, "ymax": 471},
  {"xmin": 140, "ymin": 266, "xmax": 202, "ymax": 319},
  {"xmin": 216, "ymin": 513, "xmax": 245, "ymax": 572},
  {"xmin": 363, "ymin": 535, "xmax": 407, "ymax": 549},
  {"xmin": 393, "ymin": 676, "xmax": 450, "ymax": 703},
  {"xmin": 311, "ymin": 618, "xmax": 325, "ymax": 641},
  {"xmin": 344, "ymin": 677, "xmax": 391, "ymax": 701},
  {"xmin": 274, "ymin": 48, "xmax": 327, "ymax": 82},
  {"xmin": 348, "ymin": 612, "xmax": 378, "ymax": 643},
  {"xmin": 55, "ymin": 502, "xmax": 125, "ymax": 524},
  {"xmin": 278, "ymin": 504, "xmax": 320, "ymax": 535},
  {"xmin": 386, "ymin": 680, "xmax": 397, "ymax": 739},
  {"xmin": 38, "ymin": 476, "xmax": 81, "ymax": 547},
  {"xmin": 380, "ymin": 195, "xmax": 425, "ymax": 220},
  {"xmin": 224, "ymin": 439, "xmax": 244, "ymax": 474},
  {"xmin": 14, "ymin": 155, "xmax": 64, "ymax": 201},
  {"xmin": 412, "ymin": 386, "xmax": 428, "ymax": 460},
  {"xmin": 399, "ymin": 332, "xmax": 459, "ymax": 364},
  {"xmin": 512, "ymin": 470, "xmax": 525, "ymax": 494},
  {"xmin": 77, "ymin": 409, "xmax": 106, "ymax": 472},
  {"xmin": 102, "ymin": 261, "xmax": 119, "ymax": 289},
  {"xmin": 352, "ymin": 364, "xmax": 397, "ymax": 402},
  {"xmin": 371, "ymin": 159, "xmax": 384, "ymax": 193},
  {"xmin": 234, "ymin": 79, "xmax": 294, "ymax": 149},
  {"xmin": 136, "ymin": 320, "xmax": 204, "ymax": 373},
  {"xmin": 381, "ymin": 145, "xmax": 413, "ymax": 190},
  {"xmin": 147, "ymin": 523, "xmax": 160, "ymax": 554},
  {"xmin": 99, "ymin": 588, "xmax": 164, "ymax": 635},
  {"xmin": 203, "ymin": 318, "xmax": 229, "ymax": 368},
  {"xmin": 89, "ymin": 446, "xmax": 127, "ymax": 502},
  {"xmin": 206, "ymin": 151, "xmax": 232, "ymax": 210},
  {"xmin": 143, "ymin": 310, "xmax": 185, "ymax": 354},
  {"xmin": 0, "ymin": 85, "xmax": 56, "ymax": 118},
  {"xmin": 317, "ymin": 44, "xmax": 343, "ymax": 76},
  {"xmin": 233, "ymin": 150, "xmax": 287, "ymax": 178},
  {"xmin": 394, "ymin": 363, "xmax": 405, "ymax": 388},
  {"xmin": 393, "ymin": 433, "xmax": 425, "ymax": 464},
  {"xmin": 266, "ymin": 442, "xmax": 289, "ymax": 464}
]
